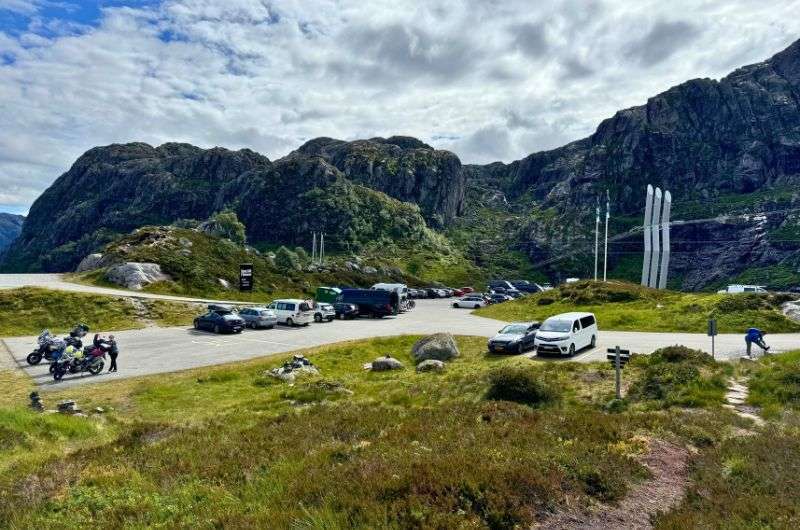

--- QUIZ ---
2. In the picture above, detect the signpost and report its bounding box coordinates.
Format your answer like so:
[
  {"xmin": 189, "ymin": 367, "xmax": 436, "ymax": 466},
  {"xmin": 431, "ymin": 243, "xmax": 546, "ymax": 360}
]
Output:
[
  {"xmin": 239, "ymin": 263, "xmax": 253, "ymax": 292},
  {"xmin": 607, "ymin": 346, "xmax": 630, "ymax": 399},
  {"xmin": 707, "ymin": 318, "xmax": 717, "ymax": 359}
]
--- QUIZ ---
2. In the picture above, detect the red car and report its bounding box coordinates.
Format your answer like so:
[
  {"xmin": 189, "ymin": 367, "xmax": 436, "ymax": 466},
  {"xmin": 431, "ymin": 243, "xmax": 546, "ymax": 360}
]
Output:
[
  {"xmin": 452, "ymin": 288, "xmax": 464, "ymax": 297},
  {"xmin": 460, "ymin": 286, "xmax": 474, "ymax": 293}
]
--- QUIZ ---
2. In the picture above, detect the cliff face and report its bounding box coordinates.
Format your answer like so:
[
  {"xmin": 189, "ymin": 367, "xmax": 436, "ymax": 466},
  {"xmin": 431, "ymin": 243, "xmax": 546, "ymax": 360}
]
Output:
[
  {"xmin": 0, "ymin": 213, "xmax": 24, "ymax": 252},
  {"xmin": 3, "ymin": 138, "xmax": 464, "ymax": 272}
]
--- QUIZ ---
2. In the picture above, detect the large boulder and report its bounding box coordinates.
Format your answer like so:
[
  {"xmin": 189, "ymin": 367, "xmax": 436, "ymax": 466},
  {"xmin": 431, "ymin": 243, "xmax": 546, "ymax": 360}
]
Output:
[
  {"xmin": 411, "ymin": 333, "xmax": 459, "ymax": 364},
  {"xmin": 105, "ymin": 262, "xmax": 171, "ymax": 290},
  {"xmin": 75, "ymin": 253, "xmax": 104, "ymax": 272},
  {"xmin": 371, "ymin": 355, "xmax": 404, "ymax": 371},
  {"xmin": 416, "ymin": 359, "xmax": 446, "ymax": 372}
]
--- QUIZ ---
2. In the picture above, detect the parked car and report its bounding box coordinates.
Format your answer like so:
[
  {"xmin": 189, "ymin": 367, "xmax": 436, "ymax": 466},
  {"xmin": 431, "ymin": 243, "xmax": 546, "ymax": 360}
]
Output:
[
  {"xmin": 452, "ymin": 295, "xmax": 488, "ymax": 309},
  {"xmin": 460, "ymin": 286, "xmax": 475, "ymax": 293},
  {"xmin": 267, "ymin": 299, "xmax": 314, "ymax": 326},
  {"xmin": 534, "ymin": 312, "xmax": 598, "ymax": 357},
  {"xmin": 314, "ymin": 302, "xmax": 336, "ymax": 322},
  {"xmin": 194, "ymin": 304, "xmax": 245, "ymax": 334},
  {"xmin": 489, "ymin": 293, "xmax": 512, "ymax": 304},
  {"xmin": 333, "ymin": 302, "xmax": 359, "ymax": 319},
  {"xmin": 239, "ymin": 307, "xmax": 277, "ymax": 329},
  {"xmin": 452, "ymin": 288, "xmax": 464, "ymax": 297},
  {"xmin": 488, "ymin": 280, "xmax": 516, "ymax": 292},
  {"xmin": 487, "ymin": 322, "xmax": 540, "ymax": 354},
  {"xmin": 505, "ymin": 290, "xmax": 524, "ymax": 299},
  {"xmin": 511, "ymin": 280, "xmax": 543, "ymax": 294},
  {"xmin": 338, "ymin": 289, "xmax": 398, "ymax": 317}
]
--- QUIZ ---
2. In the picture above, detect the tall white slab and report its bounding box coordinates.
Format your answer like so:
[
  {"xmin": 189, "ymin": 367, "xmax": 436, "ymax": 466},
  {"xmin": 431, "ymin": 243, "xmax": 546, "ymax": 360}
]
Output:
[
  {"xmin": 648, "ymin": 188, "xmax": 663, "ymax": 288},
  {"xmin": 641, "ymin": 185, "xmax": 654, "ymax": 286},
  {"xmin": 658, "ymin": 191, "xmax": 672, "ymax": 289}
]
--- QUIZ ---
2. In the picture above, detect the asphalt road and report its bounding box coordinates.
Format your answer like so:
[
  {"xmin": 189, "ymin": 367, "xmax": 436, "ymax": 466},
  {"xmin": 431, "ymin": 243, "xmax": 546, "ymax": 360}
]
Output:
[
  {"xmin": 0, "ymin": 273, "xmax": 252, "ymax": 304},
  {"xmin": 3, "ymin": 298, "xmax": 799, "ymax": 390}
]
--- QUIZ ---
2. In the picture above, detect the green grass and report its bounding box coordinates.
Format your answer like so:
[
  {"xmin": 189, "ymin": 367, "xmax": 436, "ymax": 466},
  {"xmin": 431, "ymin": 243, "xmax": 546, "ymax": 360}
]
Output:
[
  {"xmin": 475, "ymin": 280, "xmax": 800, "ymax": 333},
  {"xmin": 744, "ymin": 349, "xmax": 800, "ymax": 418},
  {"xmin": 0, "ymin": 288, "xmax": 200, "ymax": 337},
  {"xmin": 0, "ymin": 335, "xmax": 759, "ymax": 529}
]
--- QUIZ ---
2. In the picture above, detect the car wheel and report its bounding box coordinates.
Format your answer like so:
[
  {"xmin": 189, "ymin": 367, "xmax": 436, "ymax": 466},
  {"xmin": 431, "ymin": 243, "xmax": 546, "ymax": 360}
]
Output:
[
  {"xmin": 214, "ymin": 325, "xmax": 221, "ymax": 334},
  {"xmin": 568, "ymin": 344, "xmax": 576, "ymax": 357},
  {"xmin": 516, "ymin": 343, "xmax": 524, "ymax": 355},
  {"xmin": 590, "ymin": 335, "xmax": 596, "ymax": 348},
  {"xmin": 314, "ymin": 314, "xmax": 322, "ymax": 323},
  {"xmin": 193, "ymin": 320, "xmax": 200, "ymax": 330},
  {"xmin": 474, "ymin": 304, "xmax": 480, "ymax": 309},
  {"xmin": 286, "ymin": 318, "xmax": 294, "ymax": 327},
  {"xmin": 452, "ymin": 303, "xmax": 458, "ymax": 308},
  {"xmin": 268, "ymin": 325, "xmax": 274, "ymax": 330}
]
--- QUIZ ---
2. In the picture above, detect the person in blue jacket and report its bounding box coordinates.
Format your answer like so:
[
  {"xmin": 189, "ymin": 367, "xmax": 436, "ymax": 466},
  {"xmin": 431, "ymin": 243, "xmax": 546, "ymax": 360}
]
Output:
[{"xmin": 745, "ymin": 327, "xmax": 770, "ymax": 357}]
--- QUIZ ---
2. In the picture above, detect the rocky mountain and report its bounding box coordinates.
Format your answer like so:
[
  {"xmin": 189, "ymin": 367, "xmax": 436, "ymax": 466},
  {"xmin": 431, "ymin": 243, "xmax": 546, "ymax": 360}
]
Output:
[
  {"xmin": 4, "ymin": 39, "xmax": 800, "ymax": 289},
  {"xmin": 0, "ymin": 213, "xmax": 25, "ymax": 252},
  {"xmin": 3, "ymin": 137, "xmax": 464, "ymax": 272},
  {"xmin": 463, "ymin": 38, "xmax": 800, "ymax": 289}
]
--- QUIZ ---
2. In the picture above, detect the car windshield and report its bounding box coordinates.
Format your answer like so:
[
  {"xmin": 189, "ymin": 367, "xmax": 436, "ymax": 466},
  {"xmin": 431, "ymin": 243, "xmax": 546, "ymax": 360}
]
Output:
[
  {"xmin": 540, "ymin": 319, "xmax": 571, "ymax": 332},
  {"xmin": 215, "ymin": 310, "xmax": 233, "ymax": 316},
  {"xmin": 500, "ymin": 324, "xmax": 528, "ymax": 334}
]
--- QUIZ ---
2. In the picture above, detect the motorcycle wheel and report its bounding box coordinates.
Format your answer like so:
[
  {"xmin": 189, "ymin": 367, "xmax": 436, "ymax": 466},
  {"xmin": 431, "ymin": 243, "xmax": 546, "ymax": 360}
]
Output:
[
  {"xmin": 88, "ymin": 361, "xmax": 104, "ymax": 375},
  {"xmin": 53, "ymin": 367, "xmax": 65, "ymax": 381},
  {"xmin": 49, "ymin": 363, "xmax": 56, "ymax": 374},
  {"xmin": 26, "ymin": 352, "xmax": 42, "ymax": 365}
]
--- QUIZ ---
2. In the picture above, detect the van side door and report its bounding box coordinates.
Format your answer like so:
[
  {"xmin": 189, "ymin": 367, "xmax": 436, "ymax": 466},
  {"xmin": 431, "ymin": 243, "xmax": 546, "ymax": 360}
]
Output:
[{"xmin": 571, "ymin": 319, "xmax": 583, "ymax": 347}]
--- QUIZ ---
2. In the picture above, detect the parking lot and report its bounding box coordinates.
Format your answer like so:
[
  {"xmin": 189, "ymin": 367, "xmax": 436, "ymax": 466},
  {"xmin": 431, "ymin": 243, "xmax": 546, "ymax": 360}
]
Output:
[{"xmin": 3, "ymin": 297, "xmax": 800, "ymax": 389}]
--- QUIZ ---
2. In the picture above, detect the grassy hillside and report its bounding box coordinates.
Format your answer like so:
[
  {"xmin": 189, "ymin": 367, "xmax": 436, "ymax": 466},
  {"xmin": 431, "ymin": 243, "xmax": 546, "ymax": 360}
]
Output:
[
  {"xmin": 0, "ymin": 288, "xmax": 199, "ymax": 337},
  {"xmin": 75, "ymin": 225, "xmax": 491, "ymax": 300},
  {"xmin": 475, "ymin": 281, "xmax": 800, "ymax": 333},
  {"xmin": 0, "ymin": 335, "xmax": 775, "ymax": 528}
]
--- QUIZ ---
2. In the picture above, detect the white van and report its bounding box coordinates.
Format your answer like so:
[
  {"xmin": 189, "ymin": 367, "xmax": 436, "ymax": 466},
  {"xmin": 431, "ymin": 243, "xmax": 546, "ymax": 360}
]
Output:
[
  {"xmin": 267, "ymin": 299, "xmax": 314, "ymax": 326},
  {"xmin": 534, "ymin": 312, "xmax": 598, "ymax": 356},
  {"xmin": 371, "ymin": 283, "xmax": 410, "ymax": 311},
  {"xmin": 717, "ymin": 284, "xmax": 767, "ymax": 294}
]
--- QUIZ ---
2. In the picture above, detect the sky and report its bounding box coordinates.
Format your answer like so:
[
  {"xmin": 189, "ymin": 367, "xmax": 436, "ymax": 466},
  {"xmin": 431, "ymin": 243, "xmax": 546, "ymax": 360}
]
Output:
[{"xmin": 1, "ymin": 1, "xmax": 799, "ymax": 215}]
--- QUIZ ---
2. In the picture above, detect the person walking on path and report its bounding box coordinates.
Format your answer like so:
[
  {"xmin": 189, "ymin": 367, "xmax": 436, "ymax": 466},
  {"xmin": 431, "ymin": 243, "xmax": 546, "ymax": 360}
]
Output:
[{"xmin": 745, "ymin": 327, "xmax": 770, "ymax": 358}]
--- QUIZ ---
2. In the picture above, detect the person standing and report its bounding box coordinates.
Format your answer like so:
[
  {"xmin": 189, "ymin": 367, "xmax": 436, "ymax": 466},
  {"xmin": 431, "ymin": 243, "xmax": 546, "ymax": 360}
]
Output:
[
  {"xmin": 107, "ymin": 335, "xmax": 119, "ymax": 372},
  {"xmin": 745, "ymin": 327, "xmax": 769, "ymax": 357}
]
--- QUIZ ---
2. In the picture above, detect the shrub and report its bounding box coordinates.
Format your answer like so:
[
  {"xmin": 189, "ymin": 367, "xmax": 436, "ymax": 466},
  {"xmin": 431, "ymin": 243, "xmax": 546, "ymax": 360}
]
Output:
[
  {"xmin": 650, "ymin": 345, "xmax": 712, "ymax": 366},
  {"xmin": 274, "ymin": 246, "xmax": 300, "ymax": 271},
  {"xmin": 203, "ymin": 210, "xmax": 246, "ymax": 245},
  {"xmin": 486, "ymin": 366, "xmax": 561, "ymax": 407}
]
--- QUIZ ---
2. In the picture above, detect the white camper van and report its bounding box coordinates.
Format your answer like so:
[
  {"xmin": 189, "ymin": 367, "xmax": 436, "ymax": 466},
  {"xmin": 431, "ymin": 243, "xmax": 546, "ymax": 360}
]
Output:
[{"xmin": 534, "ymin": 312, "xmax": 598, "ymax": 357}]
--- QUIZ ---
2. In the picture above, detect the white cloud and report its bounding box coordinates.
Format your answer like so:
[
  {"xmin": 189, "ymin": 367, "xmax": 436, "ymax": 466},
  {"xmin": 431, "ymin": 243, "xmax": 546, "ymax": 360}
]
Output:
[{"xmin": 0, "ymin": 0, "xmax": 799, "ymax": 207}]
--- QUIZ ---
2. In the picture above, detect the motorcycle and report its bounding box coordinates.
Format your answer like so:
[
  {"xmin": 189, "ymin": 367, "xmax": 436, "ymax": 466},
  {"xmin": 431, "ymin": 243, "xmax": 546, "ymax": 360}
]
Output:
[
  {"xmin": 52, "ymin": 346, "xmax": 106, "ymax": 382},
  {"xmin": 27, "ymin": 324, "xmax": 88, "ymax": 366},
  {"xmin": 26, "ymin": 330, "xmax": 65, "ymax": 365}
]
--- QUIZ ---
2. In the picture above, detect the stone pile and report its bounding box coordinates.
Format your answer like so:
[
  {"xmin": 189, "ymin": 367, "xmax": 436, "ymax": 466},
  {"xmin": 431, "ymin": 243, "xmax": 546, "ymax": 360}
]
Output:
[
  {"xmin": 266, "ymin": 355, "xmax": 319, "ymax": 383},
  {"xmin": 57, "ymin": 400, "xmax": 81, "ymax": 414}
]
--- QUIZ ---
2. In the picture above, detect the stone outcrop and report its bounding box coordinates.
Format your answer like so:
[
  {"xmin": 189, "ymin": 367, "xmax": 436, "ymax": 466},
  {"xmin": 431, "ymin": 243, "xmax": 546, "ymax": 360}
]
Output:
[
  {"xmin": 76, "ymin": 253, "xmax": 105, "ymax": 272},
  {"xmin": 370, "ymin": 355, "xmax": 404, "ymax": 371},
  {"xmin": 411, "ymin": 333, "xmax": 460, "ymax": 364},
  {"xmin": 105, "ymin": 262, "xmax": 170, "ymax": 290}
]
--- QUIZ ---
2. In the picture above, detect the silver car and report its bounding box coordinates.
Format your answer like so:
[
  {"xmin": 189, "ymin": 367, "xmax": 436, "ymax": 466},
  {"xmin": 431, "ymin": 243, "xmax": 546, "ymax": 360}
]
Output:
[
  {"xmin": 239, "ymin": 307, "xmax": 278, "ymax": 329},
  {"xmin": 314, "ymin": 303, "xmax": 336, "ymax": 323}
]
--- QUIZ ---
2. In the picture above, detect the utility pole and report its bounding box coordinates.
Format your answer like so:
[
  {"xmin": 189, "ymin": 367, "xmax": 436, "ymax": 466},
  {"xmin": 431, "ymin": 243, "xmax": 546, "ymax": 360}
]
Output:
[
  {"xmin": 320, "ymin": 233, "xmax": 325, "ymax": 265},
  {"xmin": 594, "ymin": 198, "xmax": 600, "ymax": 281},
  {"xmin": 603, "ymin": 190, "xmax": 610, "ymax": 282},
  {"xmin": 311, "ymin": 232, "xmax": 317, "ymax": 264}
]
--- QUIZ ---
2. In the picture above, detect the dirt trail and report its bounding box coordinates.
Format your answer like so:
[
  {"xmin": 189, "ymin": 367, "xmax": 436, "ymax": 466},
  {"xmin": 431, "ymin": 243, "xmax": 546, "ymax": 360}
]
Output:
[
  {"xmin": 537, "ymin": 439, "xmax": 689, "ymax": 530},
  {"xmin": 724, "ymin": 378, "xmax": 764, "ymax": 426}
]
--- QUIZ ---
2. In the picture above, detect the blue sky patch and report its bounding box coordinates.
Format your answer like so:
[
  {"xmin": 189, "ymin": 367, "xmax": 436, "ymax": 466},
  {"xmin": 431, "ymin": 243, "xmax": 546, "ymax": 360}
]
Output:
[{"xmin": 0, "ymin": 1, "xmax": 161, "ymax": 37}]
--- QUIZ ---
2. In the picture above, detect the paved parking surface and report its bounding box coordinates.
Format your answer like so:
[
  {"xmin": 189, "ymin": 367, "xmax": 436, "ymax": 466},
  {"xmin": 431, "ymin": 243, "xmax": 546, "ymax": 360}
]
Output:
[{"xmin": 3, "ymin": 298, "xmax": 799, "ymax": 389}]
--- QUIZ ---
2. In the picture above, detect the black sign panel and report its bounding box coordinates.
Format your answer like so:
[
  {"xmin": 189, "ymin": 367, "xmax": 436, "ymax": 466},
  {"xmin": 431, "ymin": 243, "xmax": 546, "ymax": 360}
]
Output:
[{"xmin": 239, "ymin": 264, "xmax": 253, "ymax": 291}]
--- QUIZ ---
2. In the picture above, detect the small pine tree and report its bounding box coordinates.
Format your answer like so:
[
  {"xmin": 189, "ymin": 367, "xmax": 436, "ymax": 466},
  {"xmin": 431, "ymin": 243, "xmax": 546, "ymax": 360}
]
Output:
[
  {"xmin": 294, "ymin": 246, "xmax": 310, "ymax": 264},
  {"xmin": 275, "ymin": 246, "xmax": 300, "ymax": 271}
]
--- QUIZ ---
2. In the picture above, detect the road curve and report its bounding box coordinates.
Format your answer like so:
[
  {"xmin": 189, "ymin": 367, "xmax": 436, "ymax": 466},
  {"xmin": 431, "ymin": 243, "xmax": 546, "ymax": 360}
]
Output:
[
  {"xmin": 3, "ymin": 298, "xmax": 799, "ymax": 390},
  {"xmin": 0, "ymin": 273, "xmax": 254, "ymax": 304}
]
